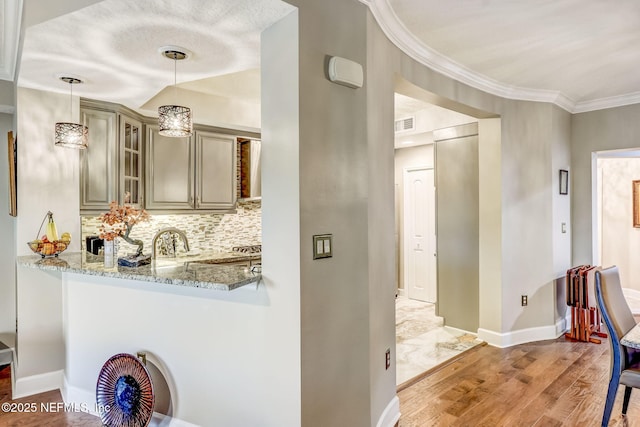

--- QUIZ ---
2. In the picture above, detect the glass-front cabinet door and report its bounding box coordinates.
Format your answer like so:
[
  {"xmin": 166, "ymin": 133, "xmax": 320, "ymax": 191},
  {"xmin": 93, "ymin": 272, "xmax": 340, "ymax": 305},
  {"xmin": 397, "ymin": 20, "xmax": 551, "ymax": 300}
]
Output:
[{"xmin": 120, "ymin": 114, "xmax": 143, "ymax": 207}]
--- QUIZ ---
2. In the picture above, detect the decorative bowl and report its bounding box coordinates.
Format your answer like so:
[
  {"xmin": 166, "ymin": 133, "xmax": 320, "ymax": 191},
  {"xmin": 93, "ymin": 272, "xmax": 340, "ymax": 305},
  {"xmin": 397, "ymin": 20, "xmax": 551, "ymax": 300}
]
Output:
[{"xmin": 27, "ymin": 239, "xmax": 69, "ymax": 258}]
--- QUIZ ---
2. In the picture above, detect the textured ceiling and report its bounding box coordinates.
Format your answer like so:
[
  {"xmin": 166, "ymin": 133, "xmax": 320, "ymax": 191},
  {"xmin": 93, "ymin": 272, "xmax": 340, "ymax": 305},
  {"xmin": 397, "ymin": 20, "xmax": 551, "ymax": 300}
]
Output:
[
  {"xmin": 13, "ymin": 0, "xmax": 640, "ymax": 114},
  {"xmin": 364, "ymin": 0, "xmax": 640, "ymax": 112},
  {"xmin": 18, "ymin": 0, "xmax": 294, "ymax": 110}
]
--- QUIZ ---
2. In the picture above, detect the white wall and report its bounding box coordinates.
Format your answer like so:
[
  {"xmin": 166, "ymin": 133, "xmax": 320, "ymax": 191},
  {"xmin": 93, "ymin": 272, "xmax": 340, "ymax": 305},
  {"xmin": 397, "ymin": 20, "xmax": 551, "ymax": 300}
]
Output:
[
  {"xmin": 16, "ymin": 87, "xmax": 81, "ymax": 256},
  {"xmin": 62, "ymin": 272, "xmax": 296, "ymax": 426},
  {"xmin": 12, "ymin": 86, "xmax": 82, "ymax": 395},
  {"xmin": 598, "ymin": 157, "xmax": 640, "ymax": 289},
  {"xmin": 14, "ymin": 267, "xmax": 64, "ymax": 397}
]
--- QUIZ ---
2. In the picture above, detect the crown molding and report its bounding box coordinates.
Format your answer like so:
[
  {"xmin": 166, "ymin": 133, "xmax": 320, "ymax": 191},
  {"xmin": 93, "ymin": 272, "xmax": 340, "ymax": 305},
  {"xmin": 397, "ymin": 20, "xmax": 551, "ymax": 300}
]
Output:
[
  {"xmin": 360, "ymin": 0, "xmax": 637, "ymax": 114},
  {"xmin": 0, "ymin": 0, "xmax": 22, "ymax": 82},
  {"xmin": 572, "ymin": 91, "xmax": 640, "ymax": 114}
]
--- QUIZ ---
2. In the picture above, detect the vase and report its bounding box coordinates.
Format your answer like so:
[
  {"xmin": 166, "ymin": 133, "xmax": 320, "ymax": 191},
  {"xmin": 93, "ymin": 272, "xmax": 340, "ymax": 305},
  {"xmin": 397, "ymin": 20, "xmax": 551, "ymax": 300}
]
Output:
[{"xmin": 104, "ymin": 239, "xmax": 115, "ymax": 268}]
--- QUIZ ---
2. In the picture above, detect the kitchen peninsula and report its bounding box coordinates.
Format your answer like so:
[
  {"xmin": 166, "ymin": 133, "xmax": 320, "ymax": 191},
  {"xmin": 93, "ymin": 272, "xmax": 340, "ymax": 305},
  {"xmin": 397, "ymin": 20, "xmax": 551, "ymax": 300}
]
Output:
[
  {"xmin": 14, "ymin": 247, "xmax": 267, "ymax": 425},
  {"xmin": 17, "ymin": 251, "xmax": 261, "ymax": 291}
]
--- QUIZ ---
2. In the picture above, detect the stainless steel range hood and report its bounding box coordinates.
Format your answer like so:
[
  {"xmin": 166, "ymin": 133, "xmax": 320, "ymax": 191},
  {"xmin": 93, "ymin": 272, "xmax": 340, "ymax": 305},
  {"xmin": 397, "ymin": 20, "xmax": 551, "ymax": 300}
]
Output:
[{"xmin": 239, "ymin": 138, "xmax": 261, "ymax": 200}]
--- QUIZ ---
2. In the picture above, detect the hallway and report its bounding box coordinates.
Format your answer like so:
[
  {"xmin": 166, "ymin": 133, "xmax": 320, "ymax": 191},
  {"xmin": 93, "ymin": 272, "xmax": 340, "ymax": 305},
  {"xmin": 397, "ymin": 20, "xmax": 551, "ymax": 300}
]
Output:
[{"xmin": 396, "ymin": 297, "xmax": 483, "ymax": 387}]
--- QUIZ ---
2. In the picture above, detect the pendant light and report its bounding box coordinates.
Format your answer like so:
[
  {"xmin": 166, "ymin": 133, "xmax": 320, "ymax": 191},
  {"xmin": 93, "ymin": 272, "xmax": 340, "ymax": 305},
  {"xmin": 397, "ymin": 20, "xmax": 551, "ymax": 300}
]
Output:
[
  {"xmin": 54, "ymin": 76, "xmax": 88, "ymax": 149},
  {"xmin": 158, "ymin": 46, "xmax": 192, "ymax": 137}
]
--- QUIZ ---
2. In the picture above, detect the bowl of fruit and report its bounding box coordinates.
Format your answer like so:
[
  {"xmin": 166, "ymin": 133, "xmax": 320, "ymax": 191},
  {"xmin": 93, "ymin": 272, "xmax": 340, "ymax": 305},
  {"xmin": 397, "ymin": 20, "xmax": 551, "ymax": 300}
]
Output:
[{"xmin": 27, "ymin": 211, "xmax": 71, "ymax": 258}]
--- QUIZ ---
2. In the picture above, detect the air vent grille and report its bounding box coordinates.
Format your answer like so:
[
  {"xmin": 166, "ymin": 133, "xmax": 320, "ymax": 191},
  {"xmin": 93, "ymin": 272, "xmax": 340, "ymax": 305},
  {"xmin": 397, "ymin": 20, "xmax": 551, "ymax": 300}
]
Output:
[{"xmin": 394, "ymin": 116, "xmax": 415, "ymax": 133}]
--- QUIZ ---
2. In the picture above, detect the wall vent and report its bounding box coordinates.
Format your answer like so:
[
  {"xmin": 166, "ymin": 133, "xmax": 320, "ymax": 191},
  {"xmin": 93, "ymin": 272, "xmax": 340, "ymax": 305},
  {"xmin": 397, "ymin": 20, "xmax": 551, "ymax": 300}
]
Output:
[{"xmin": 394, "ymin": 116, "xmax": 415, "ymax": 133}]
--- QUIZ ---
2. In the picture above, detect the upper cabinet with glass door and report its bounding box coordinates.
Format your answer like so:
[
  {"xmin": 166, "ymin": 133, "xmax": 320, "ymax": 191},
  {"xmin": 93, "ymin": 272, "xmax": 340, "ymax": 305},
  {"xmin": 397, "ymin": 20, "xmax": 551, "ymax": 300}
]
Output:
[
  {"xmin": 120, "ymin": 115, "xmax": 143, "ymax": 207},
  {"xmin": 79, "ymin": 100, "xmax": 145, "ymax": 213}
]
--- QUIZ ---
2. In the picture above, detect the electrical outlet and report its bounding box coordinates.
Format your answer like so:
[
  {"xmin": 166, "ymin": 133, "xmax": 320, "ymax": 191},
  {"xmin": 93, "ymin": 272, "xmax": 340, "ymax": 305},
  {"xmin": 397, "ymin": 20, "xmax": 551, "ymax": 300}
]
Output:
[
  {"xmin": 521, "ymin": 295, "xmax": 528, "ymax": 306},
  {"xmin": 385, "ymin": 348, "xmax": 391, "ymax": 370}
]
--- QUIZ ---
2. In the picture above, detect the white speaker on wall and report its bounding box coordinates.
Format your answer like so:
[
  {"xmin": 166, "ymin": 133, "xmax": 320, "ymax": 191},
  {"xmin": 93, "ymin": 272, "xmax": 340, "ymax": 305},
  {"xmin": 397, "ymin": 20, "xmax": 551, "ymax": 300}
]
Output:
[{"xmin": 328, "ymin": 56, "xmax": 364, "ymax": 89}]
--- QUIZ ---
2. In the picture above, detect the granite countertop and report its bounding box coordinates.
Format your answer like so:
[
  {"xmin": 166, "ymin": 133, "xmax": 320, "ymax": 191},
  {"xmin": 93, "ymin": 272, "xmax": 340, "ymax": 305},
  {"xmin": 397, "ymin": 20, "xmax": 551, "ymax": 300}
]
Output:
[
  {"xmin": 17, "ymin": 251, "xmax": 261, "ymax": 291},
  {"xmin": 622, "ymin": 323, "xmax": 640, "ymax": 350}
]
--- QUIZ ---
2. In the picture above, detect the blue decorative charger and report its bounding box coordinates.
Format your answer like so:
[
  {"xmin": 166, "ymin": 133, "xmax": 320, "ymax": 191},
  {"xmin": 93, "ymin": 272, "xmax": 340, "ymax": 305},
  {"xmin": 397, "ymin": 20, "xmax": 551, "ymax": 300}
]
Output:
[{"xmin": 96, "ymin": 353, "xmax": 154, "ymax": 426}]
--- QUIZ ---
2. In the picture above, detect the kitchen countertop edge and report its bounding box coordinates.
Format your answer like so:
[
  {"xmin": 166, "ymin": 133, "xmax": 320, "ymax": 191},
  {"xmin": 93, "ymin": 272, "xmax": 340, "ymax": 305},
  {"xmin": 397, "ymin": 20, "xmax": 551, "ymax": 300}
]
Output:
[{"xmin": 17, "ymin": 252, "xmax": 261, "ymax": 292}]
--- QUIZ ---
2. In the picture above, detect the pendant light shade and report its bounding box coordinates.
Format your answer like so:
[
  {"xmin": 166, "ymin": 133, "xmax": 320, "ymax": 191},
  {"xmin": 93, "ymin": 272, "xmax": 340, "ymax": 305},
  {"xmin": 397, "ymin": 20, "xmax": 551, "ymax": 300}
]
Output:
[
  {"xmin": 158, "ymin": 105, "xmax": 192, "ymax": 137},
  {"xmin": 55, "ymin": 77, "xmax": 88, "ymax": 149},
  {"xmin": 158, "ymin": 47, "xmax": 192, "ymax": 137}
]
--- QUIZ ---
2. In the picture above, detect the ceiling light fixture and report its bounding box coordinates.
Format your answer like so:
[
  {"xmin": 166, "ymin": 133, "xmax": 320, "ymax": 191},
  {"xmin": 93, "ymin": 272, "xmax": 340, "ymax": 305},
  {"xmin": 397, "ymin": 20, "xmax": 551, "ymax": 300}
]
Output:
[
  {"xmin": 158, "ymin": 46, "xmax": 192, "ymax": 138},
  {"xmin": 54, "ymin": 76, "xmax": 88, "ymax": 149}
]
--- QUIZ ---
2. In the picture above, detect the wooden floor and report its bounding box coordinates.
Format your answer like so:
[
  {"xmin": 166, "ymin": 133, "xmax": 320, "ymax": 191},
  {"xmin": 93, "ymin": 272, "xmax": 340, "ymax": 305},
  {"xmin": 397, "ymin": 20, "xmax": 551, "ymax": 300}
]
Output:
[
  {"xmin": 0, "ymin": 336, "xmax": 637, "ymax": 426},
  {"xmin": 0, "ymin": 365, "xmax": 101, "ymax": 426},
  {"xmin": 398, "ymin": 336, "xmax": 640, "ymax": 426}
]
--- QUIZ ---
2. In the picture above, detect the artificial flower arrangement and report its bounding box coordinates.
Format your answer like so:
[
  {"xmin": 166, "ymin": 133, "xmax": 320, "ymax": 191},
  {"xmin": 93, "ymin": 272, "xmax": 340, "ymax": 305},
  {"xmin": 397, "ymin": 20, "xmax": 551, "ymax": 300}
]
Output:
[{"xmin": 98, "ymin": 193, "xmax": 150, "ymax": 257}]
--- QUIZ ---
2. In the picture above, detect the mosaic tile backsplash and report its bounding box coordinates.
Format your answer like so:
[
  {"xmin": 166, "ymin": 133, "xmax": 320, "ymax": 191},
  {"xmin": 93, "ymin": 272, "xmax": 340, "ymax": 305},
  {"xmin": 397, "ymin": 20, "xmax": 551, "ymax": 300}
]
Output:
[{"xmin": 81, "ymin": 200, "xmax": 261, "ymax": 256}]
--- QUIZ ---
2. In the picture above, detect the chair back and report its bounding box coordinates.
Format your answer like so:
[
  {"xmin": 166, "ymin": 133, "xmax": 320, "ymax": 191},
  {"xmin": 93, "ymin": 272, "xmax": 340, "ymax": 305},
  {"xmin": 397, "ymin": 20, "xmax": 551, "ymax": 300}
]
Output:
[{"xmin": 596, "ymin": 266, "xmax": 635, "ymax": 371}]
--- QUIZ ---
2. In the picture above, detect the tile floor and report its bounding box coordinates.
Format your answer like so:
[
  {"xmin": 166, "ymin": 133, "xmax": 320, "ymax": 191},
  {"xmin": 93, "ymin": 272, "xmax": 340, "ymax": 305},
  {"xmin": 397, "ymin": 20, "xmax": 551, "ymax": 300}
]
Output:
[{"xmin": 395, "ymin": 296, "xmax": 483, "ymax": 386}]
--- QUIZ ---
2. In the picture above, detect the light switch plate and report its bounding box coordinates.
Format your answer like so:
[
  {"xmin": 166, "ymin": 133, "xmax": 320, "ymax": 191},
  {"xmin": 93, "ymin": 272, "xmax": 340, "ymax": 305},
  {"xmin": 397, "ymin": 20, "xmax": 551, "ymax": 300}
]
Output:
[{"xmin": 313, "ymin": 234, "xmax": 333, "ymax": 259}]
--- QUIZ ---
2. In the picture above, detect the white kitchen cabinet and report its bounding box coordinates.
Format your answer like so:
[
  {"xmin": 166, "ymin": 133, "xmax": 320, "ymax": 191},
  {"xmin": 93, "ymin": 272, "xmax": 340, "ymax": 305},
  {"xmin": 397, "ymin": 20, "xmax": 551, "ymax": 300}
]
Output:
[
  {"xmin": 145, "ymin": 127, "xmax": 237, "ymax": 211},
  {"xmin": 79, "ymin": 101, "xmax": 144, "ymax": 212}
]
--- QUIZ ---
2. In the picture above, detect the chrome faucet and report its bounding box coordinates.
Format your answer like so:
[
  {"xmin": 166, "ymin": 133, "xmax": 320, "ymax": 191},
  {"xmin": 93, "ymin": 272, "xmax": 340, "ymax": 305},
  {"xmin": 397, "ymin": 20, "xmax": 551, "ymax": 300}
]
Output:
[{"xmin": 151, "ymin": 227, "xmax": 190, "ymax": 259}]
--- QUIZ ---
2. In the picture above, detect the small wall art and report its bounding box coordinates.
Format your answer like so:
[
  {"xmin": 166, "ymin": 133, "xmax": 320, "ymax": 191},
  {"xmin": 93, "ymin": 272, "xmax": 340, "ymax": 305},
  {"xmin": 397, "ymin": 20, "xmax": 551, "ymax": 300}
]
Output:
[
  {"xmin": 633, "ymin": 180, "xmax": 640, "ymax": 228},
  {"xmin": 7, "ymin": 131, "xmax": 16, "ymax": 216}
]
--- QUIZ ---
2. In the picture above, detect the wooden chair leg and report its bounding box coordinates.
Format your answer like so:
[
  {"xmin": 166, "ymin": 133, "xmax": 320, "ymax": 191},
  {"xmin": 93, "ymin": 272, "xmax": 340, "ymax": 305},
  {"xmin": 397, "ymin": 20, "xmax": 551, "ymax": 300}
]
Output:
[{"xmin": 623, "ymin": 386, "xmax": 633, "ymax": 415}]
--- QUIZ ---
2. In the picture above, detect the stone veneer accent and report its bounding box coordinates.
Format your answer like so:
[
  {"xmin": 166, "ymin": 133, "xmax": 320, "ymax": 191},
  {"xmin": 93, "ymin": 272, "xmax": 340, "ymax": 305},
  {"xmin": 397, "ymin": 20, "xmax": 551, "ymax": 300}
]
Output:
[{"xmin": 81, "ymin": 200, "xmax": 261, "ymax": 256}]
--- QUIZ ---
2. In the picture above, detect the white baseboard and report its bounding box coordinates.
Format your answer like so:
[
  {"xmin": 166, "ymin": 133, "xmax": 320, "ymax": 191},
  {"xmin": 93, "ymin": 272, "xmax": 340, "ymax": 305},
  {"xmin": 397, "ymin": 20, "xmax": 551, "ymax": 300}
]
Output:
[
  {"xmin": 13, "ymin": 369, "xmax": 63, "ymax": 399},
  {"xmin": 62, "ymin": 375, "xmax": 198, "ymax": 426},
  {"xmin": 376, "ymin": 395, "xmax": 400, "ymax": 427},
  {"xmin": 478, "ymin": 318, "xmax": 566, "ymax": 348},
  {"xmin": 61, "ymin": 376, "xmax": 98, "ymax": 415}
]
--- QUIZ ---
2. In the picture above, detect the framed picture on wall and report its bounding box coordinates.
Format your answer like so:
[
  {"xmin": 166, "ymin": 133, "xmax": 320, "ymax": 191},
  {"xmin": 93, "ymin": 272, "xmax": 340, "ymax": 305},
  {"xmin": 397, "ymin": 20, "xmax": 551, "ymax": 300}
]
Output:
[
  {"xmin": 7, "ymin": 131, "xmax": 16, "ymax": 217},
  {"xmin": 559, "ymin": 169, "xmax": 569, "ymax": 195},
  {"xmin": 633, "ymin": 180, "xmax": 640, "ymax": 228}
]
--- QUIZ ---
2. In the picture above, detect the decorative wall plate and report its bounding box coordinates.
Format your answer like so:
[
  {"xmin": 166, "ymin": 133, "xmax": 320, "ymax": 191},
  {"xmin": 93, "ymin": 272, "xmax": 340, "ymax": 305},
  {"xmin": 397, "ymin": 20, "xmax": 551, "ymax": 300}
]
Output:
[{"xmin": 96, "ymin": 353, "xmax": 154, "ymax": 426}]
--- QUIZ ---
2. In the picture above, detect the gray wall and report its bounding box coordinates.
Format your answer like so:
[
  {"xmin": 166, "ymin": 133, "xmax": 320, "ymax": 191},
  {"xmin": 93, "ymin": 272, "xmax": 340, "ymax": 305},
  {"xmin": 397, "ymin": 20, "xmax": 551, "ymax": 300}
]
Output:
[
  {"xmin": 0, "ymin": 81, "xmax": 15, "ymax": 112},
  {"xmin": 0, "ymin": 113, "xmax": 16, "ymax": 344},
  {"xmin": 366, "ymin": 14, "xmax": 572, "ymax": 345},
  {"xmin": 435, "ymin": 128, "xmax": 479, "ymax": 332},
  {"xmin": 9, "ymin": 0, "xmax": 584, "ymax": 425},
  {"xmin": 571, "ymin": 104, "xmax": 640, "ymax": 266},
  {"xmin": 290, "ymin": 1, "xmax": 374, "ymax": 425}
]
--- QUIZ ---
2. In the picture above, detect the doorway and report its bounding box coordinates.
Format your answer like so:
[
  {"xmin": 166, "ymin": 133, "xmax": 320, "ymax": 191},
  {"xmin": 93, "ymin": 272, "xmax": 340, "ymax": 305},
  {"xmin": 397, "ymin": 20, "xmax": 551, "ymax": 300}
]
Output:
[
  {"xmin": 394, "ymin": 90, "xmax": 483, "ymax": 386},
  {"xmin": 593, "ymin": 149, "xmax": 640, "ymax": 314}
]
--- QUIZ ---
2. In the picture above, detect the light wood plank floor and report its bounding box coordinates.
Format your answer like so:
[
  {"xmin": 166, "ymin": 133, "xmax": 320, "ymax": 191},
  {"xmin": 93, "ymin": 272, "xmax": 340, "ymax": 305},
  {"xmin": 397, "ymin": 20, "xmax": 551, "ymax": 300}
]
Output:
[{"xmin": 0, "ymin": 336, "xmax": 637, "ymax": 426}]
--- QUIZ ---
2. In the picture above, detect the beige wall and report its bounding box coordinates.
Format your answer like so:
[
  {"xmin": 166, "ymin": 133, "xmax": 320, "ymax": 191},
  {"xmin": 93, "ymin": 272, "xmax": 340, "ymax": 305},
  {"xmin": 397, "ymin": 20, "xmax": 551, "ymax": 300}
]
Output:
[
  {"xmin": 140, "ymin": 87, "xmax": 261, "ymax": 131},
  {"xmin": 572, "ymin": 104, "xmax": 640, "ymax": 267}
]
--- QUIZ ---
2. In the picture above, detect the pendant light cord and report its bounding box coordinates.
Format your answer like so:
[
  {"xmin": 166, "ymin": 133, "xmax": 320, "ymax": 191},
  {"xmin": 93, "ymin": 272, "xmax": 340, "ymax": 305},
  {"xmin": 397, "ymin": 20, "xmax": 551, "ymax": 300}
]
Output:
[
  {"xmin": 173, "ymin": 53, "xmax": 178, "ymax": 101},
  {"xmin": 69, "ymin": 81, "xmax": 73, "ymax": 122}
]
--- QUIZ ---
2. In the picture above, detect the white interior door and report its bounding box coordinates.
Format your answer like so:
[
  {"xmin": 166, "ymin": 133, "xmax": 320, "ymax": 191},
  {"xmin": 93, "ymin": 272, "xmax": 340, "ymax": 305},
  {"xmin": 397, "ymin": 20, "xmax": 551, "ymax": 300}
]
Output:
[{"xmin": 404, "ymin": 167, "xmax": 437, "ymax": 302}]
